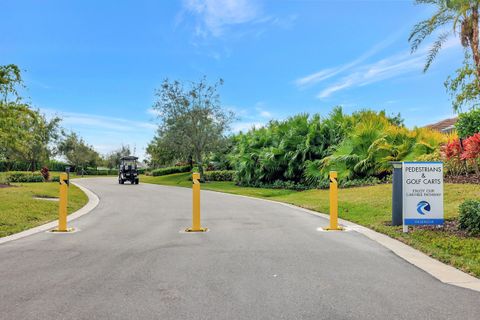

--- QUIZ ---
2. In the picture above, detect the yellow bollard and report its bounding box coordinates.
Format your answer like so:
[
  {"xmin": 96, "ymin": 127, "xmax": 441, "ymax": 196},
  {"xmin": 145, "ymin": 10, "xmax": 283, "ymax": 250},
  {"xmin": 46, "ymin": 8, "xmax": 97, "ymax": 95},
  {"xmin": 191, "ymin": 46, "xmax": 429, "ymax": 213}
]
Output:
[
  {"xmin": 52, "ymin": 172, "xmax": 73, "ymax": 232},
  {"xmin": 185, "ymin": 172, "xmax": 207, "ymax": 232},
  {"xmin": 325, "ymin": 171, "xmax": 343, "ymax": 231}
]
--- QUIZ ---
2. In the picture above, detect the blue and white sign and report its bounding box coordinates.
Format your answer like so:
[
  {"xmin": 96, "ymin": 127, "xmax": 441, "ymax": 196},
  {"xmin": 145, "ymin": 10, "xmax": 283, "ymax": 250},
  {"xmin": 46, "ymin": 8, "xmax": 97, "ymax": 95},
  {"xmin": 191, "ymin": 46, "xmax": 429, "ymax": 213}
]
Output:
[{"xmin": 402, "ymin": 162, "xmax": 444, "ymax": 226}]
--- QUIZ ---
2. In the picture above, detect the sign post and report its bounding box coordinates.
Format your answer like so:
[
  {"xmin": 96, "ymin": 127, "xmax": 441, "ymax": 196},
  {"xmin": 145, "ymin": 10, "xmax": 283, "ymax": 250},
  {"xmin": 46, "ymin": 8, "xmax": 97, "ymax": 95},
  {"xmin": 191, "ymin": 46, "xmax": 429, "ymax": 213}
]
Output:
[
  {"xmin": 390, "ymin": 161, "xmax": 403, "ymax": 226},
  {"xmin": 402, "ymin": 162, "xmax": 444, "ymax": 233}
]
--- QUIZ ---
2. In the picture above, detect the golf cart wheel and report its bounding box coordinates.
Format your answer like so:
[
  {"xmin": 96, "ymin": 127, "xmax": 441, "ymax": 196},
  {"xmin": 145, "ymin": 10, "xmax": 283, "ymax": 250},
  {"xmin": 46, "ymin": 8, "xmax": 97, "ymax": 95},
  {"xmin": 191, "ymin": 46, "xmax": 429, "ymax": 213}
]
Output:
[
  {"xmin": 135, "ymin": 179, "xmax": 139, "ymax": 185},
  {"xmin": 119, "ymin": 179, "xmax": 124, "ymax": 184}
]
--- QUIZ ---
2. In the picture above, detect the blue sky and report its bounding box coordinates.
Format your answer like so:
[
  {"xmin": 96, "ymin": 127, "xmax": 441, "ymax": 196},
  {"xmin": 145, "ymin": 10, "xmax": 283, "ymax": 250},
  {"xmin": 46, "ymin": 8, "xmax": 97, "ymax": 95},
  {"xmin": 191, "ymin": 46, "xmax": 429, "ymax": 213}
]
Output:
[{"xmin": 2, "ymin": 0, "xmax": 463, "ymax": 159}]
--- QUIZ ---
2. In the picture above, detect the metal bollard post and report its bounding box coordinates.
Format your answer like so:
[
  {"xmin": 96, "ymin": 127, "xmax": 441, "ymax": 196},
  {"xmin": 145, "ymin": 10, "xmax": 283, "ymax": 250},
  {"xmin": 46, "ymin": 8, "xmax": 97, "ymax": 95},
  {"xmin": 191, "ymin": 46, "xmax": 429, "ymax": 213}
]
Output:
[
  {"xmin": 185, "ymin": 173, "xmax": 207, "ymax": 232},
  {"xmin": 53, "ymin": 172, "xmax": 73, "ymax": 232},
  {"xmin": 325, "ymin": 171, "xmax": 343, "ymax": 231}
]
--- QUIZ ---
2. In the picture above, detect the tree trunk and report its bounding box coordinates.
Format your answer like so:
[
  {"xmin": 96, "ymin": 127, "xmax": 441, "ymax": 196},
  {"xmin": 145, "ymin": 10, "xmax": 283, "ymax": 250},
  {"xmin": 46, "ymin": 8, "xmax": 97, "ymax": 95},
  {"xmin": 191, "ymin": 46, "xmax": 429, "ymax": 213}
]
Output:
[
  {"xmin": 460, "ymin": 138, "xmax": 469, "ymax": 176},
  {"xmin": 188, "ymin": 155, "xmax": 193, "ymax": 170},
  {"xmin": 470, "ymin": 4, "xmax": 480, "ymax": 92},
  {"xmin": 195, "ymin": 153, "xmax": 205, "ymax": 182},
  {"xmin": 5, "ymin": 157, "xmax": 11, "ymax": 172}
]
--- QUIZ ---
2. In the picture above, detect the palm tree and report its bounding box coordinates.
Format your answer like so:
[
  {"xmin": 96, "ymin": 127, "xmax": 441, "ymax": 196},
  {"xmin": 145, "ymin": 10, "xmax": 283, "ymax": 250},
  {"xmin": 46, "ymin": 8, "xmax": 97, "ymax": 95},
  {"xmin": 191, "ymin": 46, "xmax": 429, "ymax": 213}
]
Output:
[{"xmin": 409, "ymin": 0, "xmax": 480, "ymax": 89}]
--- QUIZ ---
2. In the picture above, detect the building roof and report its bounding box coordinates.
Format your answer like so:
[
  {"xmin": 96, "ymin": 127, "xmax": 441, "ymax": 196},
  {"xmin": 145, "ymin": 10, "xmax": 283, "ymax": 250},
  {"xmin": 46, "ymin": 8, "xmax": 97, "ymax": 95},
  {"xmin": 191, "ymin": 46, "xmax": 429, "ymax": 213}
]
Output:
[{"xmin": 425, "ymin": 117, "xmax": 457, "ymax": 133}]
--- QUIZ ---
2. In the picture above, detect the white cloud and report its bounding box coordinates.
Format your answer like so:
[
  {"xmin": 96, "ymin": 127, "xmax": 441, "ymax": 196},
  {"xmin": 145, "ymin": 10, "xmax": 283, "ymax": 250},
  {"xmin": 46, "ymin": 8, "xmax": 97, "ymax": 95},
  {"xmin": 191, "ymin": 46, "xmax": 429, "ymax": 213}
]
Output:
[
  {"xmin": 43, "ymin": 109, "xmax": 156, "ymax": 132},
  {"xmin": 184, "ymin": 0, "xmax": 260, "ymax": 37},
  {"xmin": 182, "ymin": 0, "xmax": 296, "ymax": 39},
  {"xmin": 259, "ymin": 110, "xmax": 272, "ymax": 118},
  {"xmin": 305, "ymin": 34, "xmax": 461, "ymax": 99},
  {"xmin": 254, "ymin": 102, "xmax": 273, "ymax": 119},
  {"xmin": 316, "ymin": 51, "xmax": 426, "ymax": 99},
  {"xmin": 317, "ymin": 80, "xmax": 355, "ymax": 99},
  {"xmin": 295, "ymin": 32, "xmax": 400, "ymax": 88},
  {"xmin": 231, "ymin": 121, "xmax": 265, "ymax": 133}
]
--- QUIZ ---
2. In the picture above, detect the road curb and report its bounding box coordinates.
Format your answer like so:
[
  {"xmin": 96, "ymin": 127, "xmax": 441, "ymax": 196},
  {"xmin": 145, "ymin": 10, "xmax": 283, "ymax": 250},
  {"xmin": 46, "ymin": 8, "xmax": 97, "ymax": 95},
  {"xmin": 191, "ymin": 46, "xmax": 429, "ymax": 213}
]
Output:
[
  {"xmin": 199, "ymin": 188, "xmax": 480, "ymax": 293},
  {"xmin": 0, "ymin": 179, "xmax": 99, "ymax": 245}
]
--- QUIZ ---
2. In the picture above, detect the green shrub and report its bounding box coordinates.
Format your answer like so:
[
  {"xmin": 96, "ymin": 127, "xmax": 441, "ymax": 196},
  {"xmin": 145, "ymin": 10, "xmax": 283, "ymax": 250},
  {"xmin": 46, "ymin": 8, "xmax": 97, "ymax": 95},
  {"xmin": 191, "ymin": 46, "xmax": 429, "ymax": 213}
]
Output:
[
  {"xmin": 459, "ymin": 200, "xmax": 480, "ymax": 235},
  {"xmin": 236, "ymin": 176, "xmax": 387, "ymax": 191},
  {"xmin": 0, "ymin": 174, "xmax": 8, "ymax": 185},
  {"xmin": 236, "ymin": 180, "xmax": 311, "ymax": 191},
  {"xmin": 7, "ymin": 172, "xmax": 44, "ymax": 183},
  {"xmin": 151, "ymin": 165, "xmax": 191, "ymax": 176},
  {"xmin": 456, "ymin": 109, "xmax": 480, "ymax": 139},
  {"xmin": 204, "ymin": 170, "xmax": 235, "ymax": 181},
  {"xmin": 339, "ymin": 176, "xmax": 385, "ymax": 188}
]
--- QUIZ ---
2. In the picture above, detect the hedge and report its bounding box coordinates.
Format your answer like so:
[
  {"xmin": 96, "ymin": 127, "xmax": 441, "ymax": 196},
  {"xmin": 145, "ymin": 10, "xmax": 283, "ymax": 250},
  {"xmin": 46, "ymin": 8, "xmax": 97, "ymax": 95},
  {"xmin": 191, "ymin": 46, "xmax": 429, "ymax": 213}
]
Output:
[
  {"xmin": 151, "ymin": 165, "xmax": 191, "ymax": 176},
  {"xmin": 4, "ymin": 172, "xmax": 60, "ymax": 183},
  {"xmin": 237, "ymin": 176, "xmax": 387, "ymax": 191},
  {"xmin": 204, "ymin": 170, "xmax": 235, "ymax": 182},
  {"xmin": 0, "ymin": 160, "xmax": 69, "ymax": 172}
]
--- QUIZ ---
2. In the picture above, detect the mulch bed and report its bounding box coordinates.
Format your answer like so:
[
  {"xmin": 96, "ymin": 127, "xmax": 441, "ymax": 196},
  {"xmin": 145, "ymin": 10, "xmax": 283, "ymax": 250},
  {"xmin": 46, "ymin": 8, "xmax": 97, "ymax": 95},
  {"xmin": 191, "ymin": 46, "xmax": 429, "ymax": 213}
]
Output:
[
  {"xmin": 445, "ymin": 174, "xmax": 480, "ymax": 184},
  {"xmin": 413, "ymin": 219, "xmax": 478, "ymax": 238},
  {"xmin": 384, "ymin": 219, "xmax": 479, "ymax": 238},
  {"xmin": 0, "ymin": 184, "xmax": 13, "ymax": 189}
]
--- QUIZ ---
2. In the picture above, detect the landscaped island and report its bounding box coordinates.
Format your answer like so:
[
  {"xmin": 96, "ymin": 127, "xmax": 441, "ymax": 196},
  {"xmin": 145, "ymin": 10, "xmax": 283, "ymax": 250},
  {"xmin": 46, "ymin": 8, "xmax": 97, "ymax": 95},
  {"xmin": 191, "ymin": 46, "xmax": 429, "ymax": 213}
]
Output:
[{"xmin": 0, "ymin": 177, "xmax": 88, "ymax": 238}]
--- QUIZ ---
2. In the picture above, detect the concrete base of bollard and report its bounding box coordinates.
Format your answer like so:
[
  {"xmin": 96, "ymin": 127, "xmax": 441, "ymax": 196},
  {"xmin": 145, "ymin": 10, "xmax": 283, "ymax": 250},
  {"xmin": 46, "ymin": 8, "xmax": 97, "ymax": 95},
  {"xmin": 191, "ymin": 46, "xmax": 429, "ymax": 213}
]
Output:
[
  {"xmin": 184, "ymin": 227, "xmax": 208, "ymax": 232},
  {"xmin": 49, "ymin": 227, "xmax": 76, "ymax": 233}
]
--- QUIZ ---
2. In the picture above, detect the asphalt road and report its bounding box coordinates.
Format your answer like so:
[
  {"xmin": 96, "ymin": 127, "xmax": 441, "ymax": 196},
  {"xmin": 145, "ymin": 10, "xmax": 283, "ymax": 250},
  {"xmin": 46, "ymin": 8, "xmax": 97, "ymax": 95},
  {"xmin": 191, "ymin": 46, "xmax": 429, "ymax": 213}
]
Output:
[{"xmin": 1, "ymin": 178, "xmax": 479, "ymax": 320}]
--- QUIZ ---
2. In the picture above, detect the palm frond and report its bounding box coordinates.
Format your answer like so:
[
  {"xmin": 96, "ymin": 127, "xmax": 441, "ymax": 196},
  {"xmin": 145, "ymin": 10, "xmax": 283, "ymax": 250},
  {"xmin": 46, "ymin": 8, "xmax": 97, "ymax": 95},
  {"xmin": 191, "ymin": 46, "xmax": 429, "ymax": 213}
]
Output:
[{"xmin": 424, "ymin": 32, "xmax": 450, "ymax": 72}]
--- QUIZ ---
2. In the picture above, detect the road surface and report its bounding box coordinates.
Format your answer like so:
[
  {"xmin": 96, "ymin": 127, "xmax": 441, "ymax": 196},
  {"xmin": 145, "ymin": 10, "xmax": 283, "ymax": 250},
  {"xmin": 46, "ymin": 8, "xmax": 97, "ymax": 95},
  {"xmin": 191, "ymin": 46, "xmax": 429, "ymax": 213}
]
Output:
[{"xmin": 1, "ymin": 178, "xmax": 479, "ymax": 320}]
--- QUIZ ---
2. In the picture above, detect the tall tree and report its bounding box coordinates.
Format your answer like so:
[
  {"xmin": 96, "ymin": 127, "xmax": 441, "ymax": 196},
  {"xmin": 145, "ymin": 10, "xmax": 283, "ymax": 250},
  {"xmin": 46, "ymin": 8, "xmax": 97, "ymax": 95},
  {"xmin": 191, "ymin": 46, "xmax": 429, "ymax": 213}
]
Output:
[
  {"xmin": 0, "ymin": 65, "xmax": 61, "ymax": 170},
  {"xmin": 104, "ymin": 145, "xmax": 132, "ymax": 169},
  {"xmin": 409, "ymin": 0, "xmax": 480, "ymax": 87},
  {"xmin": 0, "ymin": 102, "xmax": 32, "ymax": 163},
  {"xmin": 58, "ymin": 132, "xmax": 100, "ymax": 173},
  {"xmin": 0, "ymin": 64, "xmax": 24, "ymax": 103},
  {"xmin": 16, "ymin": 110, "xmax": 61, "ymax": 171},
  {"xmin": 146, "ymin": 131, "xmax": 182, "ymax": 168},
  {"xmin": 151, "ymin": 77, "xmax": 234, "ymax": 179},
  {"xmin": 445, "ymin": 51, "xmax": 480, "ymax": 111},
  {"xmin": 0, "ymin": 103, "xmax": 60, "ymax": 170}
]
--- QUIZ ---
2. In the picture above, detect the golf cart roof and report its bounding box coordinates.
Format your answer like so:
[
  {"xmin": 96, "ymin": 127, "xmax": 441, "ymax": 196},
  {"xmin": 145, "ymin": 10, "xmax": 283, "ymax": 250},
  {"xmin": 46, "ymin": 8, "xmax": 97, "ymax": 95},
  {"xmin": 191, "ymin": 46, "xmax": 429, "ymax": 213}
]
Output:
[{"xmin": 120, "ymin": 156, "xmax": 138, "ymax": 161}]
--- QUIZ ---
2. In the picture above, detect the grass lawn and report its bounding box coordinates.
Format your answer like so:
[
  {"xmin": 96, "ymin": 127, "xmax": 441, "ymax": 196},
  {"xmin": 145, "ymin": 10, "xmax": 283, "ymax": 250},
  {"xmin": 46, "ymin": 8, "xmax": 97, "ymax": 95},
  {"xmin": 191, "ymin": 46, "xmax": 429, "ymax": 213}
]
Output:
[
  {"xmin": 142, "ymin": 173, "xmax": 480, "ymax": 278},
  {"xmin": 0, "ymin": 182, "xmax": 88, "ymax": 237}
]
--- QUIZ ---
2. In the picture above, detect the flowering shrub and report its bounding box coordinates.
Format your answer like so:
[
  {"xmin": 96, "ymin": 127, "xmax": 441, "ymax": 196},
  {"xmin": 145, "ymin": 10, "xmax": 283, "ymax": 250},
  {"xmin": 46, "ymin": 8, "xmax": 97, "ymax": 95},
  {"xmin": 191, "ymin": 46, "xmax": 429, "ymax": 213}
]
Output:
[
  {"xmin": 462, "ymin": 133, "xmax": 480, "ymax": 174},
  {"xmin": 443, "ymin": 139, "xmax": 463, "ymax": 160},
  {"xmin": 462, "ymin": 133, "xmax": 480, "ymax": 160},
  {"xmin": 442, "ymin": 138, "xmax": 466, "ymax": 175},
  {"xmin": 40, "ymin": 167, "xmax": 50, "ymax": 181},
  {"xmin": 441, "ymin": 133, "xmax": 480, "ymax": 175}
]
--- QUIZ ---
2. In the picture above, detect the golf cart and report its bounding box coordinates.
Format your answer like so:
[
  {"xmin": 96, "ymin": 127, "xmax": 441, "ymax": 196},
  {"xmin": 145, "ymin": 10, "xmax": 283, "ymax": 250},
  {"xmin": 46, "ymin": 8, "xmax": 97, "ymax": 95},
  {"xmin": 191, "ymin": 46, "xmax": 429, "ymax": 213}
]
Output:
[{"xmin": 118, "ymin": 156, "xmax": 139, "ymax": 185}]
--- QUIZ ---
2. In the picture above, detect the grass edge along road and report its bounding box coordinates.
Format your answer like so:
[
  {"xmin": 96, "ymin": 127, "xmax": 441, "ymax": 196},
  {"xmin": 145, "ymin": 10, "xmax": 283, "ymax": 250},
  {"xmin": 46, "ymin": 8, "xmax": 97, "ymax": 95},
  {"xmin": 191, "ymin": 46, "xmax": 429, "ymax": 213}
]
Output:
[
  {"xmin": 142, "ymin": 173, "xmax": 480, "ymax": 278},
  {"xmin": 0, "ymin": 182, "xmax": 88, "ymax": 238}
]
